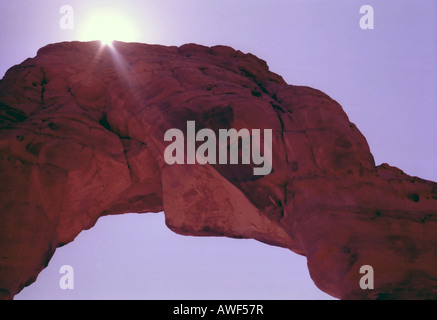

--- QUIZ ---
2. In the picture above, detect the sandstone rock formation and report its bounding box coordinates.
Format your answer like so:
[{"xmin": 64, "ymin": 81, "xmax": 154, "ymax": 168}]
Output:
[{"xmin": 0, "ymin": 41, "xmax": 436, "ymax": 300}]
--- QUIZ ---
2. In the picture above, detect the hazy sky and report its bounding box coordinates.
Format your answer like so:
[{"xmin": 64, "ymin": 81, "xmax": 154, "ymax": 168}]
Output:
[{"xmin": 1, "ymin": 0, "xmax": 436, "ymax": 300}]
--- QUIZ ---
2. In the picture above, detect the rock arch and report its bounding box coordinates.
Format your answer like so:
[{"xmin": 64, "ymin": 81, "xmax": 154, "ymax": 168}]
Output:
[{"xmin": 0, "ymin": 41, "xmax": 436, "ymax": 299}]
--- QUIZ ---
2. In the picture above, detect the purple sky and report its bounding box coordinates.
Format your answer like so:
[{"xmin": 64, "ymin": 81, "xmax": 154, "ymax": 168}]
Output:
[{"xmin": 1, "ymin": 0, "xmax": 436, "ymax": 300}]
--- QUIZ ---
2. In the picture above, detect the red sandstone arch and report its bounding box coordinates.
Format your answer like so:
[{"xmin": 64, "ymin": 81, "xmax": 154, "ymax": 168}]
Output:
[{"xmin": 0, "ymin": 41, "xmax": 436, "ymax": 299}]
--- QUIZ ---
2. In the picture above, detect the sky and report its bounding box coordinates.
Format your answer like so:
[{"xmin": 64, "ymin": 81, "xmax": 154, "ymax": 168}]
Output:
[{"xmin": 0, "ymin": 0, "xmax": 435, "ymax": 300}]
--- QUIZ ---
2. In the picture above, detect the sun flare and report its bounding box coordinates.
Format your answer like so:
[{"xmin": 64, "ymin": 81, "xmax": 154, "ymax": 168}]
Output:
[{"xmin": 79, "ymin": 9, "xmax": 140, "ymax": 45}]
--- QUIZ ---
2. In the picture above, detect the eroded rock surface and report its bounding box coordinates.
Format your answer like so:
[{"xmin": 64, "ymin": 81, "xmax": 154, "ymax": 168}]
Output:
[{"xmin": 0, "ymin": 41, "xmax": 436, "ymax": 300}]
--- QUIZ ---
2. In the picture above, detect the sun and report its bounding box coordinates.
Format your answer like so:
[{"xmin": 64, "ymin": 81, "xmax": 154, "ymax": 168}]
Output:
[{"xmin": 79, "ymin": 8, "xmax": 140, "ymax": 45}]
